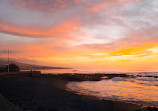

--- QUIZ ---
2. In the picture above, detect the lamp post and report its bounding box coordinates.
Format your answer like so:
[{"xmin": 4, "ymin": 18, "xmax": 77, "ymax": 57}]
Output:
[
  {"xmin": 32, "ymin": 56, "xmax": 36, "ymax": 71},
  {"xmin": 8, "ymin": 49, "xmax": 10, "ymax": 72}
]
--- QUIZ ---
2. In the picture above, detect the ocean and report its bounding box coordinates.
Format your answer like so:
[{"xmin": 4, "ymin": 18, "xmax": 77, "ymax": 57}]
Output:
[
  {"xmin": 66, "ymin": 72, "xmax": 158, "ymax": 107},
  {"xmin": 41, "ymin": 69, "xmax": 158, "ymax": 107}
]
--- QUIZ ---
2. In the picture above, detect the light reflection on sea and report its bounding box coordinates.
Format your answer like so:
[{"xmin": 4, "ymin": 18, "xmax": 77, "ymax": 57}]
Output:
[
  {"xmin": 40, "ymin": 69, "xmax": 74, "ymax": 74},
  {"xmin": 66, "ymin": 72, "xmax": 158, "ymax": 107},
  {"xmin": 40, "ymin": 69, "xmax": 118, "ymax": 74}
]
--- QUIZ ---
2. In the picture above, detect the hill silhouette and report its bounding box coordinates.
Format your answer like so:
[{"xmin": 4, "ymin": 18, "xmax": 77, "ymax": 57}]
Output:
[{"xmin": 0, "ymin": 59, "xmax": 71, "ymax": 70}]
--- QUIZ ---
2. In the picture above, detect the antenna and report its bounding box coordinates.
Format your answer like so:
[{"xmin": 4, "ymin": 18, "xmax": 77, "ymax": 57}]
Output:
[
  {"xmin": 8, "ymin": 49, "xmax": 10, "ymax": 72},
  {"xmin": 32, "ymin": 56, "xmax": 35, "ymax": 71},
  {"xmin": 0, "ymin": 50, "xmax": 2, "ymax": 67}
]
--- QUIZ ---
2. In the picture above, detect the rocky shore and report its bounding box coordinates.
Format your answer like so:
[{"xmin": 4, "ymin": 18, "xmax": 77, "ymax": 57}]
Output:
[
  {"xmin": 0, "ymin": 73, "xmax": 157, "ymax": 111},
  {"xmin": 41, "ymin": 73, "xmax": 128, "ymax": 81}
]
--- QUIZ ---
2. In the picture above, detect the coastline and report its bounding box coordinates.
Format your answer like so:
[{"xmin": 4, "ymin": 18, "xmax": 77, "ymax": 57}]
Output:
[{"xmin": 0, "ymin": 72, "xmax": 157, "ymax": 111}]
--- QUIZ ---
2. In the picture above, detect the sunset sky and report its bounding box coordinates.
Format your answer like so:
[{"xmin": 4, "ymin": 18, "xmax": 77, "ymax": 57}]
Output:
[{"xmin": 0, "ymin": 0, "xmax": 158, "ymax": 72}]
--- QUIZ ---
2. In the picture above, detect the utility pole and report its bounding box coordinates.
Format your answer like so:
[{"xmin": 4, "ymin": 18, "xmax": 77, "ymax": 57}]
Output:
[
  {"xmin": 8, "ymin": 49, "xmax": 10, "ymax": 72},
  {"xmin": 0, "ymin": 50, "xmax": 2, "ymax": 67},
  {"xmin": 32, "ymin": 56, "xmax": 35, "ymax": 71}
]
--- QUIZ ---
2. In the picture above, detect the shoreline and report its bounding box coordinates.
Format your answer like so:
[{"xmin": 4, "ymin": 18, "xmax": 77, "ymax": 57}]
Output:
[
  {"xmin": 65, "ymin": 81, "xmax": 157, "ymax": 108},
  {"xmin": 53, "ymin": 76, "xmax": 153, "ymax": 109},
  {"xmin": 0, "ymin": 72, "xmax": 157, "ymax": 111}
]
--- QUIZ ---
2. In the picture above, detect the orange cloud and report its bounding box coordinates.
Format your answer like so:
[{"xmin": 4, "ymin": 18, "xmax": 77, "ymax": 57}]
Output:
[
  {"xmin": 0, "ymin": 19, "xmax": 81, "ymax": 38},
  {"xmin": 110, "ymin": 42, "xmax": 158, "ymax": 56},
  {"xmin": 88, "ymin": 0, "xmax": 143, "ymax": 13}
]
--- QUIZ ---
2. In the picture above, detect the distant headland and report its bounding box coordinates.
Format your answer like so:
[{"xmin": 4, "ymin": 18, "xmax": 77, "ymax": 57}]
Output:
[{"xmin": 0, "ymin": 59, "xmax": 72, "ymax": 71}]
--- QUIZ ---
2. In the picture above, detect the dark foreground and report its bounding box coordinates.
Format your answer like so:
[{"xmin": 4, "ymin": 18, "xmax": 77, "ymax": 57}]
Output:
[{"xmin": 0, "ymin": 76, "xmax": 157, "ymax": 111}]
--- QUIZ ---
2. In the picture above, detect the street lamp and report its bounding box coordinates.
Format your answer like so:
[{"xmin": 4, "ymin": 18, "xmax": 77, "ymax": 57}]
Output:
[{"xmin": 8, "ymin": 49, "xmax": 10, "ymax": 72}]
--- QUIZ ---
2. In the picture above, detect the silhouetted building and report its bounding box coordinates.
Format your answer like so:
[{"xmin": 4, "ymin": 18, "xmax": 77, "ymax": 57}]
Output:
[{"xmin": 0, "ymin": 64, "xmax": 20, "ymax": 72}]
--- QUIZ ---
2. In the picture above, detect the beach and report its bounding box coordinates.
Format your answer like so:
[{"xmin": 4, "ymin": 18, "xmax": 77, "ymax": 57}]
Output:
[
  {"xmin": 0, "ymin": 73, "xmax": 152, "ymax": 111},
  {"xmin": 1, "ymin": 0, "xmax": 158, "ymax": 110}
]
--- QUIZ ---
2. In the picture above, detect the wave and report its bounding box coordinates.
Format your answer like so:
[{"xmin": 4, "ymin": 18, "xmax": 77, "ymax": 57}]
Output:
[{"xmin": 66, "ymin": 73, "xmax": 158, "ymax": 107}]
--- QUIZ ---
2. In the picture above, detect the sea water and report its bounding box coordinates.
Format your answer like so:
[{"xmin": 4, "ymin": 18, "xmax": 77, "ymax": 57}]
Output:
[{"xmin": 66, "ymin": 72, "xmax": 158, "ymax": 107}]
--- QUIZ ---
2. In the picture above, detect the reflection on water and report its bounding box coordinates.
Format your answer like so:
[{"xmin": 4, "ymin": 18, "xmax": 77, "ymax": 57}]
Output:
[
  {"xmin": 40, "ymin": 69, "xmax": 74, "ymax": 74},
  {"xmin": 40, "ymin": 69, "xmax": 107, "ymax": 74},
  {"xmin": 67, "ymin": 73, "xmax": 158, "ymax": 107}
]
